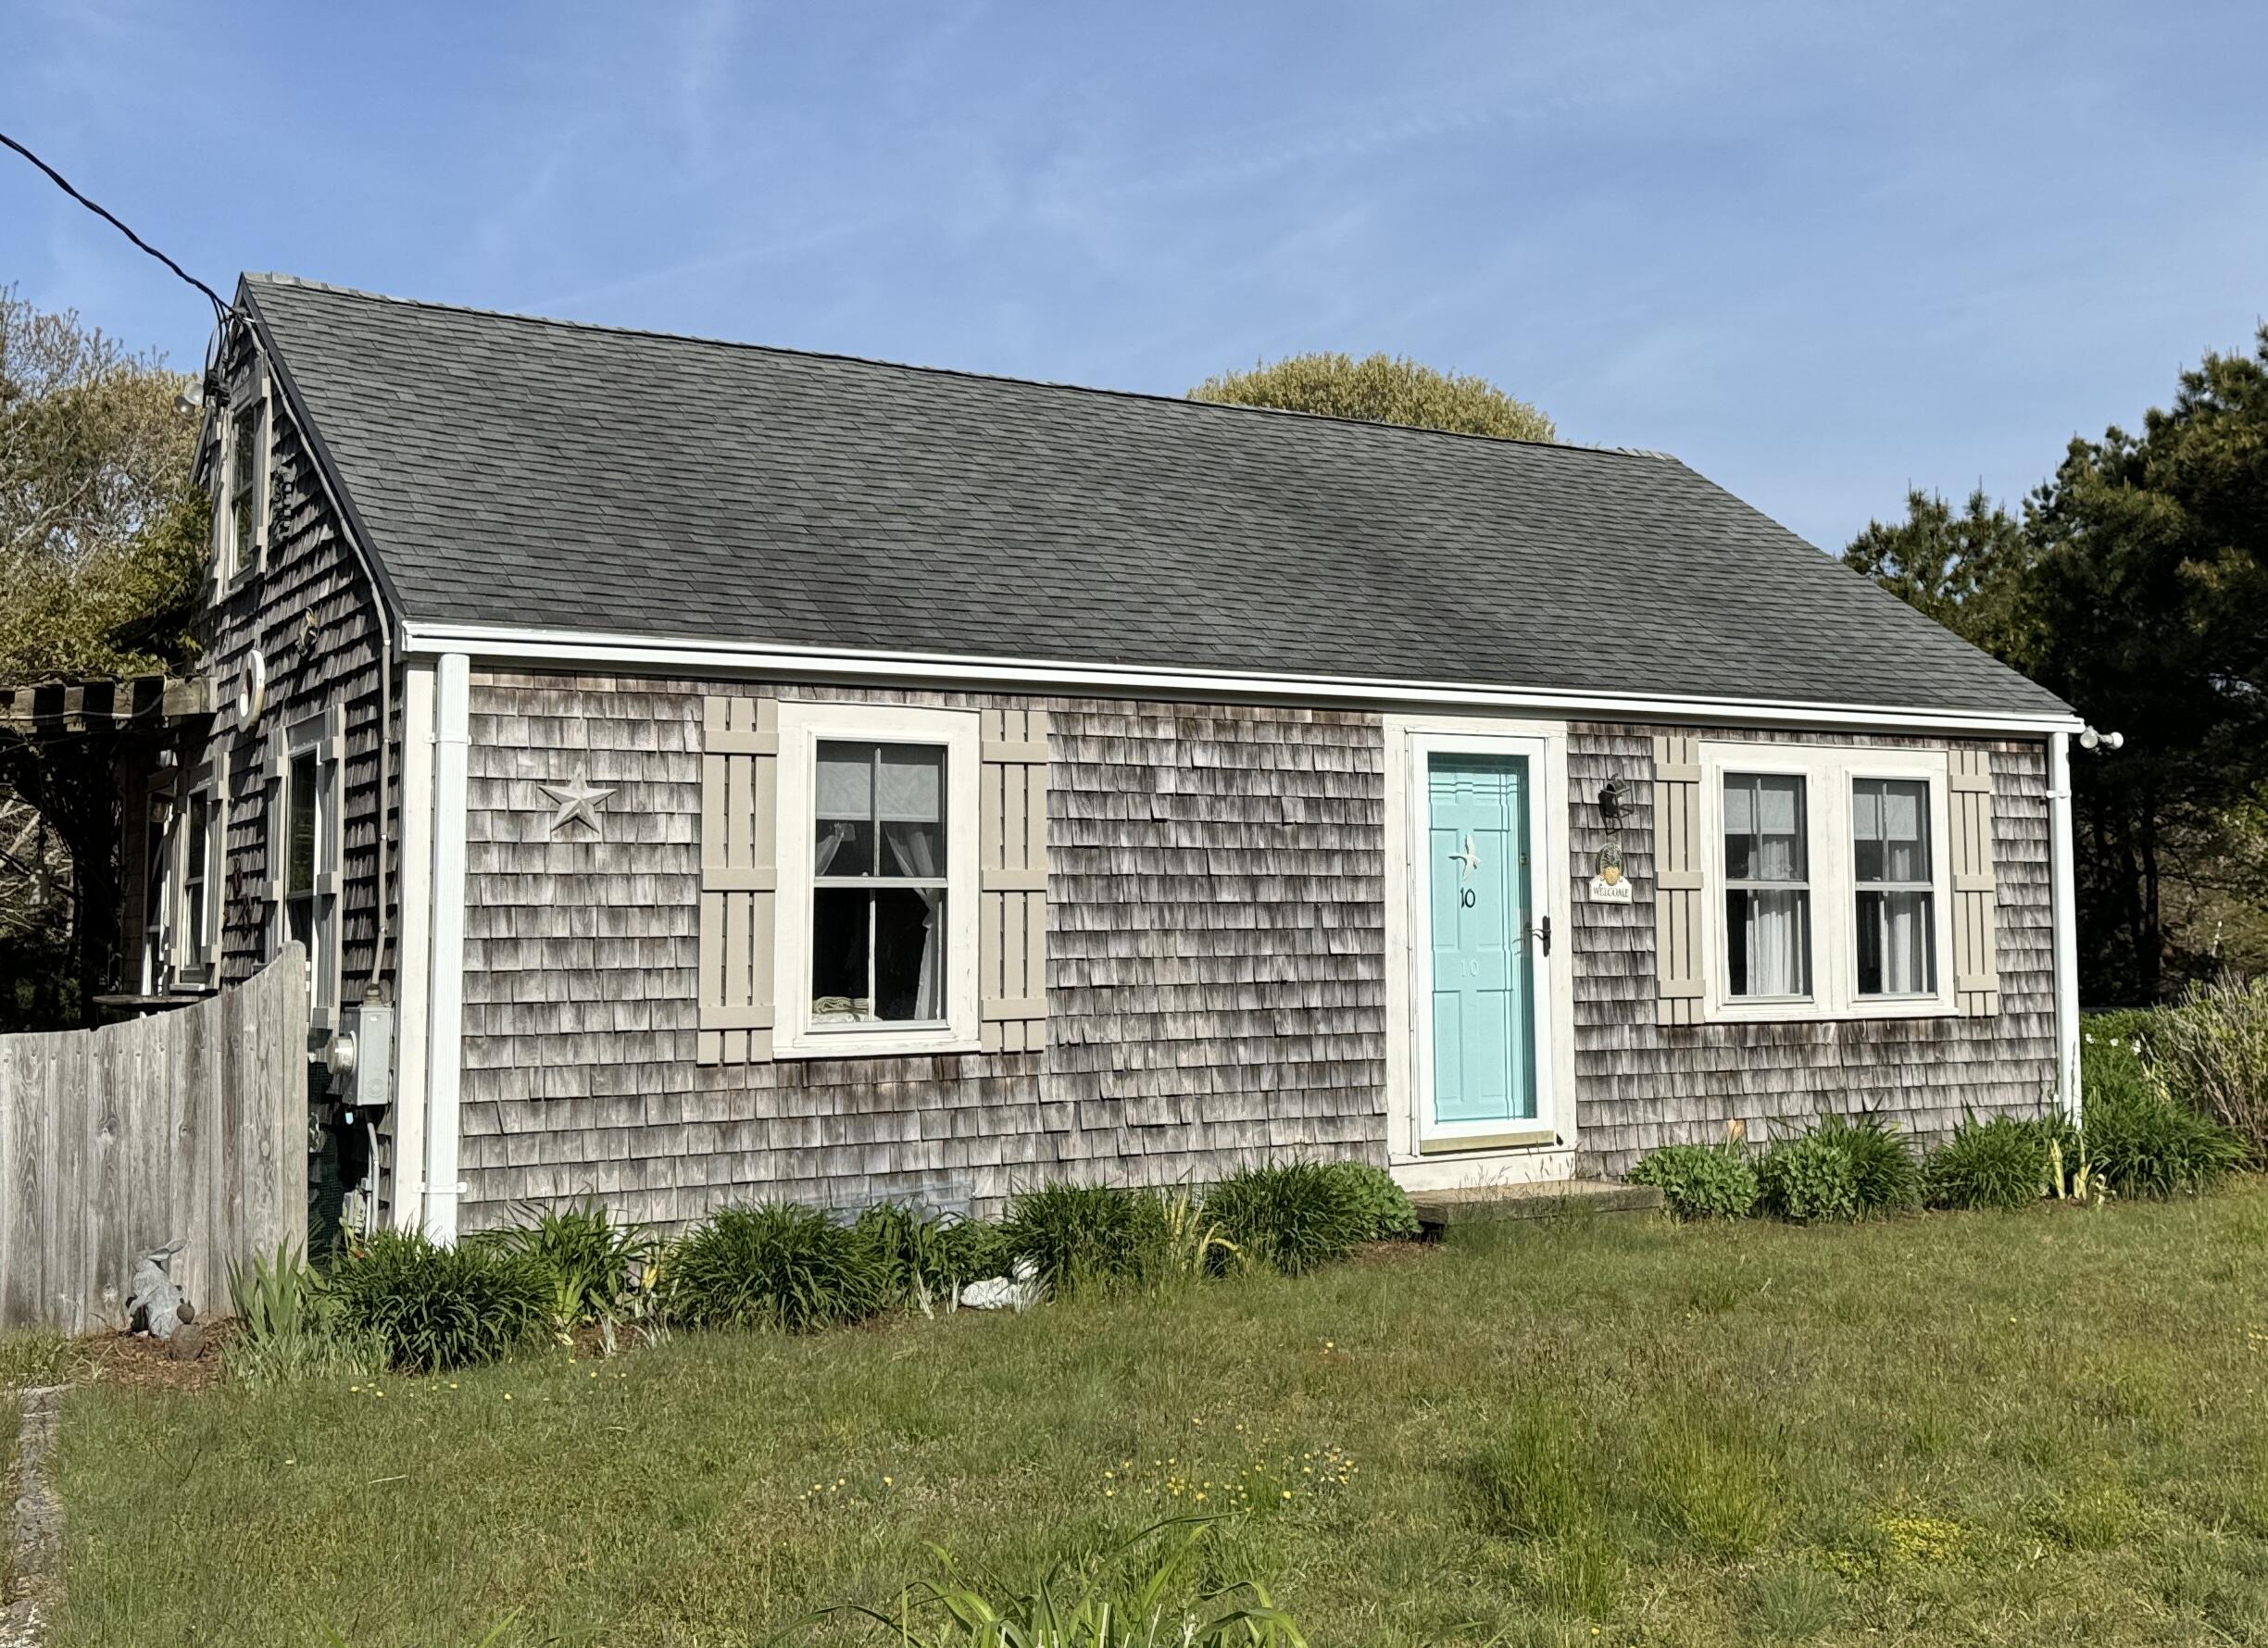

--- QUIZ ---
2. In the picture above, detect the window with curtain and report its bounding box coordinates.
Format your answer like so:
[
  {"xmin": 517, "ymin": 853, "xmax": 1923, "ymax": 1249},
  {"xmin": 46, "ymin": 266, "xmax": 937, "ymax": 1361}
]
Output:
[
  {"xmin": 1723, "ymin": 772, "xmax": 1811, "ymax": 998},
  {"xmin": 1853, "ymin": 777, "xmax": 1936, "ymax": 996},
  {"xmin": 810, "ymin": 741, "xmax": 946, "ymax": 1025}
]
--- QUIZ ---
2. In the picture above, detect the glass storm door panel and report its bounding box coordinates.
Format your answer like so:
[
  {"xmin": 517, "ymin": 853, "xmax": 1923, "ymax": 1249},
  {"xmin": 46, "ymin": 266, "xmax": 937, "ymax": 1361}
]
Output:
[{"xmin": 1425, "ymin": 753, "xmax": 1538, "ymax": 1128}]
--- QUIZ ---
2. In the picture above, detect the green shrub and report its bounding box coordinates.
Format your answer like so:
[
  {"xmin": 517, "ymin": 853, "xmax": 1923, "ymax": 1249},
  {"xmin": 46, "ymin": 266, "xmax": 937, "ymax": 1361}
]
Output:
[
  {"xmin": 2084, "ymin": 1007, "xmax": 2170, "ymax": 1062},
  {"xmin": 2083, "ymin": 1053, "xmax": 2246, "ymax": 1198},
  {"xmin": 1924, "ymin": 1114, "xmax": 2056, "ymax": 1210},
  {"xmin": 826, "ymin": 1521, "xmax": 1303, "ymax": 1647},
  {"xmin": 1001, "ymin": 1183, "xmax": 1169, "ymax": 1295},
  {"xmin": 1629, "ymin": 1142, "xmax": 1759, "ymax": 1220},
  {"xmin": 1812, "ymin": 1114, "xmax": 1923, "ymax": 1216},
  {"xmin": 854, "ymin": 1204, "xmax": 1010, "ymax": 1307},
  {"xmin": 666, "ymin": 1204, "xmax": 893, "ymax": 1332},
  {"xmin": 1756, "ymin": 1134, "xmax": 1860, "ymax": 1223},
  {"xmin": 1202, "ymin": 1161, "xmax": 1374, "ymax": 1276},
  {"xmin": 2153, "ymin": 975, "xmax": 2268, "ymax": 1165},
  {"xmin": 470, "ymin": 1201, "xmax": 655, "ymax": 1343},
  {"xmin": 225, "ymin": 1241, "xmax": 384, "ymax": 1387},
  {"xmin": 1322, "ymin": 1161, "xmax": 1422, "ymax": 1241},
  {"xmin": 326, "ymin": 1230, "xmax": 549, "ymax": 1374}
]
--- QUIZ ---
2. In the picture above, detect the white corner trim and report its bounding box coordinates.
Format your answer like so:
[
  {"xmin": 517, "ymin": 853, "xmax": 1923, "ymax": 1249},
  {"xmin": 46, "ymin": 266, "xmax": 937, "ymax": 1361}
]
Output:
[
  {"xmin": 392, "ymin": 659, "xmax": 435, "ymax": 1230},
  {"xmin": 2049, "ymin": 731, "xmax": 2082, "ymax": 1122},
  {"xmin": 422, "ymin": 652, "xmax": 471, "ymax": 1243},
  {"xmin": 399, "ymin": 621, "xmax": 2085, "ymax": 738}
]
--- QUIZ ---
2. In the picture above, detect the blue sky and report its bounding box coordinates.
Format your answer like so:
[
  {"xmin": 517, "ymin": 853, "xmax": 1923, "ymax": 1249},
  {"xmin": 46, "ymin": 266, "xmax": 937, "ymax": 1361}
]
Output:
[{"xmin": 6, "ymin": 1, "xmax": 2263, "ymax": 552}]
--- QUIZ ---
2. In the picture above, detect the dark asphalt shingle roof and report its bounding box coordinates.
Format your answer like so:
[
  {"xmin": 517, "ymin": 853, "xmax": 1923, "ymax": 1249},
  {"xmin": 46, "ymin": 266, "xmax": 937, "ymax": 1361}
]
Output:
[{"xmin": 244, "ymin": 275, "xmax": 2069, "ymax": 718}]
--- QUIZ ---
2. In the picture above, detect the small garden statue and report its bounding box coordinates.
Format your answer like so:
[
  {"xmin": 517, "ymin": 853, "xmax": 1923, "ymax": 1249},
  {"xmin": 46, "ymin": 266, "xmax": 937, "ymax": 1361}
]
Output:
[{"xmin": 126, "ymin": 1238, "xmax": 194, "ymax": 1339}]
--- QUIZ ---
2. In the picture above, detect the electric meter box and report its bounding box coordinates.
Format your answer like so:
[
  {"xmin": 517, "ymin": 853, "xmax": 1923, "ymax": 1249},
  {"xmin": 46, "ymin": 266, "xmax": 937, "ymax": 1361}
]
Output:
[{"xmin": 330, "ymin": 1002, "xmax": 395, "ymax": 1109}]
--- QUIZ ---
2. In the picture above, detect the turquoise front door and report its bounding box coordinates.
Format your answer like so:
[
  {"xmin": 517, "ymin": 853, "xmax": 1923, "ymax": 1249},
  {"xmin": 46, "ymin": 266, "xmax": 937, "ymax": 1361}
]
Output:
[{"xmin": 1426, "ymin": 752, "xmax": 1538, "ymax": 1130}]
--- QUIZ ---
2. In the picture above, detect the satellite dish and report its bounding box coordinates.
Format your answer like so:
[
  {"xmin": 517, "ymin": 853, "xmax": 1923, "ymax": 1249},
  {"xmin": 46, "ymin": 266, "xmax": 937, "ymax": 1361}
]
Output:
[{"xmin": 235, "ymin": 649, "xmax": 268, "ymax": 727}]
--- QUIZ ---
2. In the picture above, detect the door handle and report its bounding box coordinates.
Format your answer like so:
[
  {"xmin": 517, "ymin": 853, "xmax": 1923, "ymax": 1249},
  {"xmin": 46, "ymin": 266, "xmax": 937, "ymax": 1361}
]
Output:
[{"xmin": 1525, "ymin": 915, "xmax": 1552, "ymax": 955}]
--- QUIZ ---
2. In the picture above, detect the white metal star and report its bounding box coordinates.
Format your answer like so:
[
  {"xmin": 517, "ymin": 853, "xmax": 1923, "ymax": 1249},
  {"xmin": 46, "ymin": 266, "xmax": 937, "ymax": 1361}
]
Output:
[{"xmin": 538, "ymin": 772, "xmax": 615, "ymax": 837}]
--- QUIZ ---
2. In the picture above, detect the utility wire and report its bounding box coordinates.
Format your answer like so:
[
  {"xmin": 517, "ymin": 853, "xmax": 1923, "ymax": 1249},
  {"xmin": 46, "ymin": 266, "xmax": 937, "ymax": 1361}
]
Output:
[{"xmin": 1, "ymin": 131, "xmax": 233, "ymax": 322}]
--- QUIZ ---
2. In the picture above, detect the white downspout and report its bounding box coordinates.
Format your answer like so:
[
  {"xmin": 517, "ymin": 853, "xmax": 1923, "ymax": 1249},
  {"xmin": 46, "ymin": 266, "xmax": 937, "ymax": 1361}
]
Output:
[
  {"xmin": 391, "ymin": 660, "xmax": 435, "ymax": 1228},
  {"xmin": 2048, "ymin": 731, "xmax": 2082, "ymax": 1122},
  {"xmin": 421, "ymin": 652, "xmax": 471, "ymax": 1242}
]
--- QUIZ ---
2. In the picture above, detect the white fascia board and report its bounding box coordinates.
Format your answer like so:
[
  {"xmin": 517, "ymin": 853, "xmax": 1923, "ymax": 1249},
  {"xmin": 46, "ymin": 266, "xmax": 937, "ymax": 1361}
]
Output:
[{"xmin": 400, "ymin": 621, "xmax": 2085, "ymax": 738}]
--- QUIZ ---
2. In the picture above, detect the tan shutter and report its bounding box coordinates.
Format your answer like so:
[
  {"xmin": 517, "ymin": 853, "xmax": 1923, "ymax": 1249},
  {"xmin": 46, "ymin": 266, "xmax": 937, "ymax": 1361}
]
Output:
[
  {"xmin": 1652, "ymin": 733, "xmax": 1704, "ymax": 1027},
  {"xmin": 979, "ymin": 708, "xmax": 1049, "ymax": 1053},
  {"xmin": 1948, "ymin": 747, "xmax": 1999, "ymax": 1016},
  {"xmin": 697, "ymin": 694, "xmax": 780, "ymax": 1065}
]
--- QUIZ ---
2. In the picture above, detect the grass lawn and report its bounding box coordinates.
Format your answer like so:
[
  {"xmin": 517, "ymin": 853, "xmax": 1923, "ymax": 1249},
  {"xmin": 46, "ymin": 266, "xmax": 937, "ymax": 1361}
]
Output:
[{"xmin": 39, "ymin": 1184, "xmax": 2268, "ymax": 1647}]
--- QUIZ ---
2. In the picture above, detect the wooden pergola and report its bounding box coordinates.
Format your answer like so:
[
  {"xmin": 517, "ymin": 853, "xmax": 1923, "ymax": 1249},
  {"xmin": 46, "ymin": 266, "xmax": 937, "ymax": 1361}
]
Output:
[
  {"xmin": 0, "ymin": 673, "xmax": 212, "ymax": 735},
  {"xmin": 0, "ymin": 673, "xmax": 215, "ymax": 1020}
]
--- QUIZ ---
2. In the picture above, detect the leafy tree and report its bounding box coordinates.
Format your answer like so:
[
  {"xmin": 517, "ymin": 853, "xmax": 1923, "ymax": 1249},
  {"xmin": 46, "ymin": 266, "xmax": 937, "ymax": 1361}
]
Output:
[
  {"xmin": 0, "ymin": 287, "xmax": 206, "ymax": 1026},
  {"xmin": 1191, "ymin": 352, "xmax": 1555, "ymax": 443},
  {"xmin": 1841, "ymin": 487, "xmax": 2036, "ymax": 657}
]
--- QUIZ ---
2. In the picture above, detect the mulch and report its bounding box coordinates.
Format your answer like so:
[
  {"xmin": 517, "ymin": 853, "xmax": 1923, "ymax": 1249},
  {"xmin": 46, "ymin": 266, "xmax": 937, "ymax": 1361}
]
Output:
[{"xmin": 80, "ymin": 1322, "xmax": 235, "ymax": 1396}]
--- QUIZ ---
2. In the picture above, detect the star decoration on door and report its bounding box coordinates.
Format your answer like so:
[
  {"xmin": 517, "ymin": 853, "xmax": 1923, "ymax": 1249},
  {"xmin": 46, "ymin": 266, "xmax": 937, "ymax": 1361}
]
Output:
[{"xmin": 537, "ymin": 772, "xmax": 615, "ymax": 838}]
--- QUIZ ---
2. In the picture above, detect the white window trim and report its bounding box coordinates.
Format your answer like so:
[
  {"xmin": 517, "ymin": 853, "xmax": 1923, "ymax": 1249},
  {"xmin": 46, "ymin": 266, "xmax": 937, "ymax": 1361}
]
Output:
[
  {"xmin": 1698, "ymin": 743, "xmax": 1957, "ymax": 1024},
  {"xmin": 175, "ymin": 778, "xmax": 219, "ymax": 988},
  {"xmin": 771, "ymin": 700, "xmax": 982, "ymax": 1059},
  {"xmin": 216, "ymin": 366, "xmax": 269, "ymax": 588},
  {"xmin": 276, "ymin": 708, "xmax": 345, "ymax": 1034}
]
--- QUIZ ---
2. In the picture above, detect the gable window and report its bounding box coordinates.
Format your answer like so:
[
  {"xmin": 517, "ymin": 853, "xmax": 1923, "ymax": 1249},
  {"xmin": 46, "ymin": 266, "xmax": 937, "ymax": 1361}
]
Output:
[
  {"xmin": 1723, "ymin": 773, "xmax": 1811, "ymax": 1000},
  {"xmin": 1853, "ymin": 778, "xmax": 1935, "ymax": 997},
  {"xmin": 223, "ymin": 396, "xmax": 266, "ymax": 581},
  {"xmin": 773, "ymin": 702, "xmax": 981, "ymax": 1057},
  {"xmin": 1698, "ymin": 745, "xmax": 1956, "ymax": 1022}
]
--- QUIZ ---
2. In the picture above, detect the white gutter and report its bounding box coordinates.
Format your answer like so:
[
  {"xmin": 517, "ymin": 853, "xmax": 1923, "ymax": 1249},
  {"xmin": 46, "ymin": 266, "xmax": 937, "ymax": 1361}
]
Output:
[
  {"xmin": 399, "ymin": 621, "xmax": 2085, "ymax": 739},
  {"xmin": 420, "ymin": 652, "xmax": 470, "ymax": 1243},
  {"xmin": 390, "ymin": 660, "xmax": 435, "ymax": 1230},
  {"xmin": 2048, "ymin": 731, "xmax": 2083, "ymax": 1122}
]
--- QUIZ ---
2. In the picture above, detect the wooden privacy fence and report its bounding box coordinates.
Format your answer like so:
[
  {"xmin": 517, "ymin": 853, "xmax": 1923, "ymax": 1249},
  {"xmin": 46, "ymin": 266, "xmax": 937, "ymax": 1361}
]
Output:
[{"xmin": 0, "ymin": 944, "xmax": 307, "ymax": 1332}]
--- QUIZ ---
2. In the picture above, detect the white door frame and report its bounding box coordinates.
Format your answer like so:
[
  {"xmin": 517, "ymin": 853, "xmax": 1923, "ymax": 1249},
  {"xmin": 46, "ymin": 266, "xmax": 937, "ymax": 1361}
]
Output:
[{"xmin": 1384, "ymin": 715, "xmax": 1578, "ymax": 1190}]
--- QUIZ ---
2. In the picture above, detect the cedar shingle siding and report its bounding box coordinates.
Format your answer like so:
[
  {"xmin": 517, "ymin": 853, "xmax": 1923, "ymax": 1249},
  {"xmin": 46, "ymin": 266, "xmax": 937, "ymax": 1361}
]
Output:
[
  {"xmin": 1567, "ymin": 726, "xmax": 2054, "ymax": 1177},
  {"xmin": 452, "ymin": 672, "xmax": 2055, "ymax": 1227},
  {"xmin": 456, "ymin": 676, "xmax": 1386, "ymax": 1229}
]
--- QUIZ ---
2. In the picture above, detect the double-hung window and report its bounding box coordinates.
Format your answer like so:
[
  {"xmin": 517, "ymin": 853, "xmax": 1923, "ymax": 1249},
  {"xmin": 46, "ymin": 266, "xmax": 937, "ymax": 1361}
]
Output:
[
  {"xmin": 813, "ymin": 741, "xmax": 949, "ymax": 1024},
  {"xmin": 1700, "ymin": 746, "xmax": 1955, "ymax": 1020},
  {"xmin": 1853, "ymin": 779, "xmax": 1936, "ymax": 998},
  {"xmin": 272, "ymin": 709, "xmax": 343, "ymax": 1030},
  {"xmin": 773, "ymin": 702, "xmax": 981, "ymax": 1056},
  {"xmin": 1723, "ymin": 772, "xmax": 1811, "ymax": 1000},
  {"xmin": 180, "ymin": 788, "xmax": 216, "ymax": 983},
  {"xmin": 222, "ymin": 393, "xmax": 266, "ymax": 582}
]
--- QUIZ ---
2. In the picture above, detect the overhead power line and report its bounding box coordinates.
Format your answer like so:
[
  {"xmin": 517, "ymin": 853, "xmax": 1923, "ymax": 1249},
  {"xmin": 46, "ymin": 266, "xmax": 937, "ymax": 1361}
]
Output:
[{"xmin": 1, "ymin": 130, "xmax": 232, "ymax": 322}]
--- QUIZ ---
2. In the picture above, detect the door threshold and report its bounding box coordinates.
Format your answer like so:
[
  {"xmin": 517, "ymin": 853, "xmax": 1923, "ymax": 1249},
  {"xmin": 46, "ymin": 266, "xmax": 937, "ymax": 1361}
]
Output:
[{"xmin": 1416, "ymin": 1128, "xmax": 1560, "ymax": 1155}]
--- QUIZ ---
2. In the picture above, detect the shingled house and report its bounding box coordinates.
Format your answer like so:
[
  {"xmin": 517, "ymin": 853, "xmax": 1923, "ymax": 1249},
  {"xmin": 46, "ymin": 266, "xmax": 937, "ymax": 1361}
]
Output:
[{"xmin": 134, "ymin": 274, "xmax": 2085, "ymax": 1238}]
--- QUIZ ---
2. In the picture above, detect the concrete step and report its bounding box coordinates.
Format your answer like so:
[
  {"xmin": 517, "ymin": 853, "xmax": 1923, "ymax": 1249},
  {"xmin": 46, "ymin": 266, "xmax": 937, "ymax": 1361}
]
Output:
[{"xmin": 1408, "ymin": 1178, "xmax": 1663, "ymax": 1232}]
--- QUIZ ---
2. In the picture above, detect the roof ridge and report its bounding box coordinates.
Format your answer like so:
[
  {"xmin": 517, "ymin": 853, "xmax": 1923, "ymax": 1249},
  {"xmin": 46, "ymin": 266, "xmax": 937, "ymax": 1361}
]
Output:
[{"xmin": 239, "ymin": 272, "xmax": 1673, "ymax": 468}]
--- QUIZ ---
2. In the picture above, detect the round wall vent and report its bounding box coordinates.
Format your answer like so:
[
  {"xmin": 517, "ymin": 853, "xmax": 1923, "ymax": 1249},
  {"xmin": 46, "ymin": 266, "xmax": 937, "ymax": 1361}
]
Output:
[{"xmin": 234, "ymin": 649, "xmax": 268, "ymax": 727}]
